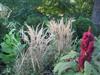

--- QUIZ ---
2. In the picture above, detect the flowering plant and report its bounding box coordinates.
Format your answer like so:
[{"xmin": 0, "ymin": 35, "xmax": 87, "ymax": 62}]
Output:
[{"xmin": 78, "ymin": 26, "xmax": 95, "ymax": 71}]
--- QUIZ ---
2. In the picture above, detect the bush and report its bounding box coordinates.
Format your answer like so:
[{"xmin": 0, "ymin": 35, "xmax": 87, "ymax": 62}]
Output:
[
  {"xmin": 0, "ymin": 29, "xmax": 26, "ymax": 75},
  {"xmin": 72, "ymin": 17, "xmax": 96, "ymax": 38},
  {"xmin": 0, "ymin": 29, "xmax": 21, "ymax": 64}
]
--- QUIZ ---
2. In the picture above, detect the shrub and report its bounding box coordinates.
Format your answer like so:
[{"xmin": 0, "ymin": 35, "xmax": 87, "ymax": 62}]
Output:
[
  {"xmin": 0, "ymin": 29, "xmax": 26, "ymax": 75},
  {"xmin": 72, "ymin": 17, "xmax": 96, "ymax": 38},
  {"xmin": 0, "ymin": 29, "xmax": 20, "ymax": 64}
]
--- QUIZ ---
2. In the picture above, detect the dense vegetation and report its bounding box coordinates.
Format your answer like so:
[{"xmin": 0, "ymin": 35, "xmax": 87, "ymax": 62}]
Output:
[{"xmin": 0, "ymin": 0, "xmax": 100, "ymax": 75}]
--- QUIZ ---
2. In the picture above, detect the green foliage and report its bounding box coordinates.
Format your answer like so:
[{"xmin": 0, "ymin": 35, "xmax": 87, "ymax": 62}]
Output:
[
  {"xmin": 71, "ymin": 0, "xmax": 93, "ymax": 17},
  {"xmin": 92, "ymin": 36, "xmax": 100, "ymax": 73},
  {"xmin": 72, "ymin": 17, "xmax": 96, "ymax": 38},
  {"xmin": 84, "ymin": 61, "xmax": 98, "ymax": 75},
  {"xmin": 0, "ymin": 0, "xmax": 42, "ymax": 25},
  {"xmin": 0, "ymin": 29, "xmax": 21, "ymax": 64},
  {"xmin": 94, "ymin": 36, "xmax": 100, "ymax": 54},
  {"xmin": 53, "ymin": 50, "xmax": 78, "ymax": 75},
  {"xmin": 37, "ymin": 0, "xmax": 93, "ymax": 18},
  {"xmin": 60, "ymin": 50, "xmax": 79, "ymax": 61},
  {"xmin": 37, "ymin": 0, "xmax": 63, "ymax": 17},
  {"xmin": 54, "ymin": 61, "xmax": 77, "ymax": 75},
  {"xmin": 26, "ymin": 13, "xmax": 48, "ymax": 28},
  {"xmin": 0, "ymin": 18, "xmax": 8, "ymax": 43},
  {"xmin": 0, "ymin": 28, "xmax": 27, "ymax": 75}
]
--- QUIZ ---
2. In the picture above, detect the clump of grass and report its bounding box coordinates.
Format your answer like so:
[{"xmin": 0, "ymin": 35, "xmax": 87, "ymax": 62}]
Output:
[
  {"xmin": 49, "ymin": 19, "xmax": 74, "ymax": 53},
  {"xmin": 14, "ymin": 25, "xmax": 54, "ymax": 75}
]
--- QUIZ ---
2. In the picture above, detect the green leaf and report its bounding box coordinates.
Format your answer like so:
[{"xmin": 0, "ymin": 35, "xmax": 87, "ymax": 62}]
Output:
[
  {"xmin": 63, "ymin": 71, "xmax": 76, "ymax": 75},
  {"xmin": 75, "ymin": 72, "xmax": 84, "ymax": 75},
  {"xmin": 0, "ymin": 29, "xmax": 22, "ymax": 64},
  {"xmin": 53, "ymin": 60, "xmax": 77, "ymax": 75},
  {"xmin": 60, "ymin": 50, "xmax": 78, "ymax": 61},
  {"xmin": 84, "ymin": 61, "xmax": 98, "ymax": 75}
]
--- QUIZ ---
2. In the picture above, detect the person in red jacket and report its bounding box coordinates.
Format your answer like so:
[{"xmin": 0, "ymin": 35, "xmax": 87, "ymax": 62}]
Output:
[{"xmin": 78, "ymin": 26, "xmax": 95, "ymax": 72}]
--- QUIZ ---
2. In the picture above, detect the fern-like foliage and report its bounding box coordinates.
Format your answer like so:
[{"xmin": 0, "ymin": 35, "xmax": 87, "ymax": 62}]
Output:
[
  {"xmin": 53, "ymin": 50, "xmax": 78, "ymax": 75},
  {"xmin": 60, "ymin": 50, "xmax": 79, "ymax": 61},
  {"xmin": 84, "ymin": 61, "xmax": 98, "ymax": 75},
  {"xmin": 0, "ymin": 29, "xmax": 21, "ymax": 64}
]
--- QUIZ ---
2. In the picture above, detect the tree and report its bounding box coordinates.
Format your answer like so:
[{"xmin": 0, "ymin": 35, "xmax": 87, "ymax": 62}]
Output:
[{"xmin": 92, "ymin": 0, "xmax": 100, "ymax": 34}]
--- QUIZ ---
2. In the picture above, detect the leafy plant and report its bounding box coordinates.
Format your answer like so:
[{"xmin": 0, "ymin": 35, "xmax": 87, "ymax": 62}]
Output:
[
  {"xmin": 0, "ymin": 18, "xmax": 8, "ymax": 43},
  {"xmin": 53, "ymin": 50, "xmax": 79, "ymax": 75},
  {"xmin": 37, "ymin": 0, "xmax": 93, "ymax": 18},
  {"xmin": 0, "ymin": 28, "xmax": 26, "ymax": 75},
  {"xmin": 92, "ymin": 36, "xmax": 100, "ymax": 73},
  {"xmin": 72, "ymin": 17, "xmax": 96, "ymax": 38},
  {"xmin": 84, "ymin": 61, "xmax": 98, "ymax": 75},
  {"xmin": 0, "ymin": 29, "xmax": 21, "ymax": 64}
]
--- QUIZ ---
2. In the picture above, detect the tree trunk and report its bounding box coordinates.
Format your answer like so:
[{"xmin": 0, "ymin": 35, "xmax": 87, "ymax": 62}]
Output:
[{"xmin": 92, "ymin": 0, "xmax": 100, "ymax": 34}]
